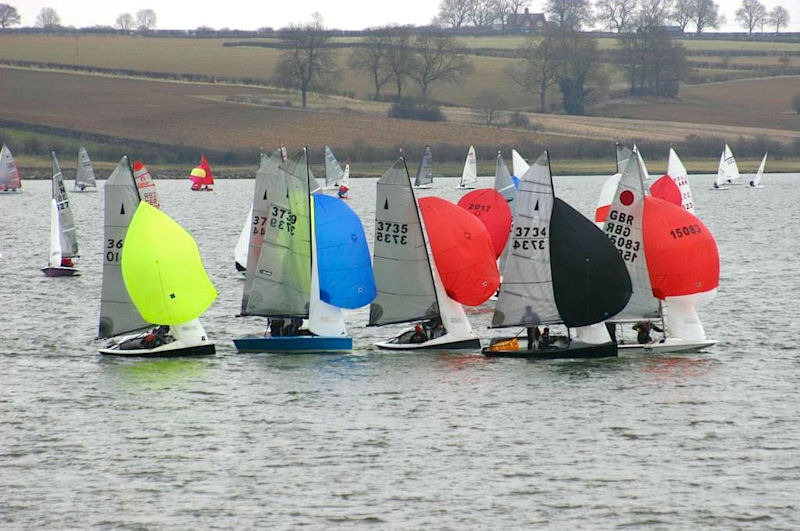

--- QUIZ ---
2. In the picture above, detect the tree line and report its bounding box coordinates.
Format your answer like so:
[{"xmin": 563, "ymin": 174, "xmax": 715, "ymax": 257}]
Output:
[{"xmin": 0, "ymin": 4, "xmax": 158, "ymax": 30}]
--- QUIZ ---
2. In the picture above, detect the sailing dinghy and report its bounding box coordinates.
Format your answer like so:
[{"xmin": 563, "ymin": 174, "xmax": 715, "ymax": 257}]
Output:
[
  {"xmin": 494, "ymin": 151, "xmax": 518, "ymax": 206},
  {"xmin": 604, "ymin": 148, "xmax": 719, "ymax": 354},
  {"xmin": 413, "ymin": 146, "xmax": 435, "ymax": 188},
  {"xmin": 649, "ymin": 147, "xmax": 695, "ymax": 213},
  {"xmin": 234, "ymin": 148, "xmax": 376, "ymax": 353},
  {"xmin": 484, "ymin": 152, "xmax": 632, "ymax": 359},
  {"xmin": 456, "ymin": 145, "xmax": 478, "ymax": 189},
  {"xmin": 0, "ymin": 143, "xmax": 22, "ymax": 192},
  {"xmin": 457, "ymin": 188, "xmax": 512, "ymax": 259},
  {"xmin": 189, "ymin": 154, "xmax": 215, "ymax": 191},
  {"xmin": 713, "ymin": 144, "xmax": 738, "ymax": 189},
  {"xmin": 133, "ymin": 160, "xmax": 161, "ymax": 207},
  {"xmin": 234, "ymin": 205, "xmax": 252, "ymax": 273},
  {"xmin": 73, "ymin": 147, "xmax": 97, "ymax": 192},
  {"xmin": 369, "ymin": 157, "xmax": 498, "ymax": 350},
  {"xmin": 748, "ymin": 153, "xmax": 767, "ymax": 188},
  {"xmin": 323, "ymin": 145, "xmax": 346, "ymax": 190},
  {"xmin": 98, "ymin": 157, "xmax": 216, "ymax": 356},
  {"xmin": 42, "ymin": 152, "xmax": 80, "ymax": 277}
]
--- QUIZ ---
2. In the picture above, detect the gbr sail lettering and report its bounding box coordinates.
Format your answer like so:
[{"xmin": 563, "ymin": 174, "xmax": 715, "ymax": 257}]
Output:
[{"xmin": 605, "ymin": 209, "xmax": 640, "ymax": 263}]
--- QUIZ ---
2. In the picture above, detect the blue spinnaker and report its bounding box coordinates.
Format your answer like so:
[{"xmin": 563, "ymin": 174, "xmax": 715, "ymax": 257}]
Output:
[{"xmin": 313, "ymin": 194, "xmax": 377, "ymax": 309}]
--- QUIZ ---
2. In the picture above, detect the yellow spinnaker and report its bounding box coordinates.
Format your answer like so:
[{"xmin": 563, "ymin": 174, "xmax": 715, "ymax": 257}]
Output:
[{"xmin": 121, "ymin": 201, "xmax": 217, "ymax": 325}]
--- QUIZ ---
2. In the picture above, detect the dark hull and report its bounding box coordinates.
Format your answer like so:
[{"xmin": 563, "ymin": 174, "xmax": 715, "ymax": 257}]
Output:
[
  {"xmin": 42, "ymin": 266, "xmax": 80, "ymax": 277},
  {"xmin": 233, "ymin": 335, "xmax": 352, "ymax": 353},
  {"xmin": 483, "ymin": 339, "xmax": 617, "ymax": 360}
]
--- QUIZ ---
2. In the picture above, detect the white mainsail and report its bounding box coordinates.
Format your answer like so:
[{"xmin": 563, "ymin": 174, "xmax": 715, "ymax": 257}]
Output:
[
  {"xmin": 75, "ymin": 146, "xmax": 97, "ymax": 190},
  {"xmin": 324, "ymin": 145, "xmax": 345, "ymax": 188},
  {"xmin": 414, "ymin": 146, "xmax": 434, "ymax": 187},
  {"xmin": 458, "ymin": 146, "xmax": 478, "ymax": 188},
  {"xmin": 0, "ymin": 143, "xmax": 22, "ymax": 191},
  {"xmin": 511, "ymin": 148, "xmax": 529, "ymax": 178},
  {"xmin": 51, "ymin": 152, "xmax": 78, "ymax": 260},
  {"xmin": 234, "ymin": 204, "xmax": 253, "ymax": 271},
  {"xmin": 98, "ymin": 157, "xmax": 150, "ymax": 338},
  {"xmin": 666, "ymin": 148, "xmax": 695, "ymax": 213},
  {"xmin": 750, "ymin": 153, "xmax": 767, "ymax": 188},
  {"xmin": 720, "ymin": 144, "xmax": 740, "ymax": 185},
  {"xmin": 47, "ymin": 199, "xmax": 62, "ymax": 267}
]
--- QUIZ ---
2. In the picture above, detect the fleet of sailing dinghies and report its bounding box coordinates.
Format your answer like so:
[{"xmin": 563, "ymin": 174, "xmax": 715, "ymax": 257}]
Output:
[
  {"xmin": 74, "ymin": 146, "xmax": 97, "ymax": 192},
  {"xmin": 233, "ymin": 147, "xmax": 376, "ymax": 354},
  {"xmin": 369, "ymin": 157, "xmax": 495, "ymax": 350},
  {"xmin": 0, "ymin": 143, "xmax": 22, "ymax": 192},
  {"xmin": 189, "ymin": 154, "xmax": 215, "ymax": 191},
  {"xmin": 42, "ymin": 152, "xmax": 80, "ymax": 277},
  {"xmin": 484, "ymin": 151, "xmax": 633, "ymax": 359},
  {"xmin": 97, "ymin": 156, "xmax": 217, "ymax": 356},
  {"xmin": 602, "ymin": 146, "xmax": 720, "ymax": 354},
  {"xmin": 748, "ymin": 152, "xmax": 768, "ymax": 188},
  {"xmin": 713, "ymin": 144, "xmax": 739, "ymax": 189},
  {"xmin": 457, "ymin": 145, "xmax": 478, "ymax": 189},
  {"xmin": 413, "ymin": 145, "xmax": 435, "ymax": 188}
]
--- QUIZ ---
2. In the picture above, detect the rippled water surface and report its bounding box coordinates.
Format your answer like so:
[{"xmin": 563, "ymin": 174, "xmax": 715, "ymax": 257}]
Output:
[{"xmin": 1, "ymin": 173, "xmax": 798, "ymax": 528}]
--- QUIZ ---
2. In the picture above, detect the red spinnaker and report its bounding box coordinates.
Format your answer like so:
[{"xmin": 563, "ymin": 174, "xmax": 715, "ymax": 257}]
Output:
[
  {"xmin": 649, "ymin": 175, "xmax": 682, "ymax": 208},
  {"xmin": 189, "ymin": 154, "xmax": 215, "ymax": 186},
  {"xmin": 643, "ymin": 196, "xmax": 719, "ymax": 299},
  {"xmin": 456, "ymin": 189, "xmax": 512, "ymax": 258},
  {"xmin": 419, "ymin": 196, "xmax": 500, "ymax": 306}
]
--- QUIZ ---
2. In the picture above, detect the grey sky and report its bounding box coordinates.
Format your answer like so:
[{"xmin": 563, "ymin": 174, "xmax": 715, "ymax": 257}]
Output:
[{"xmin": 16, "ymin": 0, "xmax": 800, "ymax": 32}]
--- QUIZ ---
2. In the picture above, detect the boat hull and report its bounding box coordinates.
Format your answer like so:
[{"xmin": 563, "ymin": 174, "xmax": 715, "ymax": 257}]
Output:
[
  {"xmin": 413, "ymin": 184, "xmax": 434, "ymax": 189},
  {"xmin": 98, "ymin": 341, "xmax": 216, "ymax": 357},
  {"xmin": 375, "ymin": 331, "xmax": 481, "ymax": 351},
  {"xmin": 456, "ymin": 185, "xmax": 477, "ymax": 190},
  {"xmin": 233, "ymin": 335, "xmax": 352, "ymax": 353},
  {"xmin": 482, "ymin": 337, "xmax": 617, "ymax": 360},
  {"xmin": 41, "ymin": 266, "xmax": 80, "ymax": 277},
  {"xmin": 617, "ymin": 338, "xmax": 717, "ymax": 355}
]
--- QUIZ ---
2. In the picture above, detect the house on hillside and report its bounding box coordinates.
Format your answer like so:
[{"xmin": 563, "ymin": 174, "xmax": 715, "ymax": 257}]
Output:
[{"xmin": 506, "ymin": 8, "xmax": 546, "ymax": 34}]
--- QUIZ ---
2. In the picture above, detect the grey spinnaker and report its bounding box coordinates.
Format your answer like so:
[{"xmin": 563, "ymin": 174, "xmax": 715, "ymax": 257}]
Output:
[
  {"xmin": 369, "ymin": 157, "xmax": 439, "ymax": 326},
  {"xmin": 98, "ymin": 156, "xmax": 150, "ymax": 338},
  {"xmin": 244, "ymin": 148, "xmax": 312, "ymax": 318}
]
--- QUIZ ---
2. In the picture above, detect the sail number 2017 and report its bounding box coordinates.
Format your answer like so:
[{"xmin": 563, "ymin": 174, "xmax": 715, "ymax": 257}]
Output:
[
  {"xmin": 106, "ymin": 238, "xmax": 123, "ymax": 262},
  {"xmin": 376, "ymin": 220, "xmax": 408, "ymax": 245}
]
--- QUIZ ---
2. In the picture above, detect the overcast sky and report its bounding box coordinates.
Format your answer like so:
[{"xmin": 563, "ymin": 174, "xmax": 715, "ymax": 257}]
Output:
[{"xmin": 14, "ymin": 0, "xmax": 800, "ymax": 32}]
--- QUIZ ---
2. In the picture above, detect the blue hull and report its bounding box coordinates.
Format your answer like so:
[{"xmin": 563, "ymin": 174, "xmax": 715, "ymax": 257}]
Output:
[{"xmin": 233, "ymin": 335, "xmax": 352, "ymax": 353}]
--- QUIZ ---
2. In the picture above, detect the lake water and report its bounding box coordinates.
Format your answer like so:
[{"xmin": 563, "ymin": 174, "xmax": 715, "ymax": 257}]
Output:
[{"xmin": 1, "ymin": 172, "xmax": 798, "ymax": 528}]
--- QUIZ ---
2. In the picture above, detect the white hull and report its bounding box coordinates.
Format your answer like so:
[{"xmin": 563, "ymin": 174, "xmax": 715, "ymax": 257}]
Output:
[
  {"xmin": 375, "ymin": 328, "xmax": 481, "ymax": 350},
  {"xmin": 617, "ymin": 337, "xmax": 716, "ymax": 355},
  {"xmin": 99, "ymin": 335, "xmax": 215, "ymax": 357},
  {"xmin": 413, "ymin": 184, "xmax": 434, "ymax": 189},
  {"xmin": 747, "ymin": 185, "xmax": 764, "ymax": 189}
]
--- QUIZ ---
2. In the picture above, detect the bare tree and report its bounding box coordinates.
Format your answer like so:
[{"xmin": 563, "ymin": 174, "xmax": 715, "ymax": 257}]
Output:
[
  {"xmin": 551, "ymin": 30, "xmax": 606, "ymax": 114},
  {"xmin": 274, "ymin": 15, "xmax": 340, "ymax": 108},
  {"xmin": 348, "ymin": 28, "xmax": 394, "ymax": 98},
  {"xmin": 545, "ymin": 0, "xmax": 594, "ymax": 31},
  {"xmin": 410, "ymin": 34, "xmax": 474, "ymax": 98},
  {"xmin": 469, "ymin": 0, "xmax": 497, "ymax": 27},
  {"xmin": 691, "ymin": 0, "xmax": 721, "ymax": 34},
  {"xmin": 0, "ymin": 3, "xmax": 21, "ymax": 28},
  {"xmin": 671, "ymin": 0, "xmax": 694, "ymax": 31},
  {"xmin": 735, "ymin": 0, "xmax": 766, "ymax": 35},
  {"xmin": 637, "ymin": 0, "xmax": 673, "ymax": 28},
  {"xmin": 594, "ymin": 0, "xmax": 637, "ymax": 32},
  {"xmin": 135, "ymin": 9, "xmax": 157, "ymax": 31},
  {"xmin": 474, "ymin": 91, "xmax": 507, "ymax": 126},
  {"xmin": 385, "ymin": 26, "xmax": 415, "ymax": 97},
  {"xmin": 436, "ymin": 0, "xmax": 472, "ymax": 28},
  {"xmin": 494, "ymin": 0, "xmax": 530, "ymax": 30},
  {"xmin": 616, "ymin": 25, "xmax": 689, "ymax": 96},
  {"xmin": 115, "ymin": 13, "xmax": 134, "ymax": 30},
  {"xmin": 507, "ymin": 32, "xmax": 559, "ymax": 112},
  {"xmin": 35, "ymin": 6, "xmax": 60, "ymax": 28},
  {"xmin": 768, "ymin": 6, "xmax": 790, "ymax": 33}
]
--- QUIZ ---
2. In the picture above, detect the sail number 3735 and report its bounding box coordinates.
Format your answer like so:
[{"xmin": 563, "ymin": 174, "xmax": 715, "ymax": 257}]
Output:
[{"xmin": 376, "ymin": 220, "xmax": 408, "ymax": 245}]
